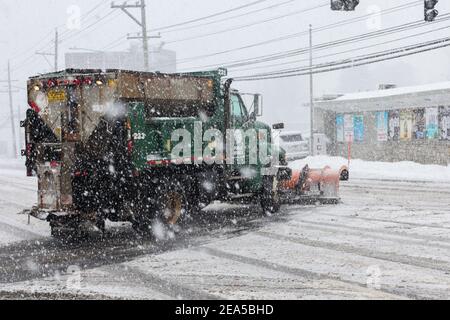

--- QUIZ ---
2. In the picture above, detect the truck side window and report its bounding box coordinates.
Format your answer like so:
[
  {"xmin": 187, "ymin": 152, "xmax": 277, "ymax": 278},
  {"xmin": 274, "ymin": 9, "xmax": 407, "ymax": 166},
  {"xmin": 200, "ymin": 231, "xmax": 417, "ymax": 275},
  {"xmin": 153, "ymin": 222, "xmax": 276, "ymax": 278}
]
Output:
[
  {"xmin": 231, "ymin": 94, "xmax": 248, "ymax": 121},
  {"xmin": 231, "ymin": 94, "xmax": 243, "ymax": 119}
]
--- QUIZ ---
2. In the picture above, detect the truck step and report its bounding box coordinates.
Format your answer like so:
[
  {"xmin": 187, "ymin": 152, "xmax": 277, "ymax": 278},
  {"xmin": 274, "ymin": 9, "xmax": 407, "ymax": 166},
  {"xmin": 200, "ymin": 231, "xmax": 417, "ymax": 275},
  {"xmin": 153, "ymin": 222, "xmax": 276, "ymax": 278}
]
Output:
[{"xmin": 229, "ymin": 193, "xmax": 254, "ymax": 199}]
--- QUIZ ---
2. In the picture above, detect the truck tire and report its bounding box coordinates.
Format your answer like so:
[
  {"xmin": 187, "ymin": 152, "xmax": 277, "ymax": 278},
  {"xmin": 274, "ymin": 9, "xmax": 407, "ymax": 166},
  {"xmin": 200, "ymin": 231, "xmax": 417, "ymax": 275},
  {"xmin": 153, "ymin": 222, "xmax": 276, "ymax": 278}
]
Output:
[
  {"xmin": 132, "ymin": 180, "xmax": 190, "ymax": 235},
  {"xmin": 260, "ymin": 176, "xmax": 281, "ymax": 214},
  {"xmin": 155, "ymin": 180, "xmax": 189, "ymax": 227}
]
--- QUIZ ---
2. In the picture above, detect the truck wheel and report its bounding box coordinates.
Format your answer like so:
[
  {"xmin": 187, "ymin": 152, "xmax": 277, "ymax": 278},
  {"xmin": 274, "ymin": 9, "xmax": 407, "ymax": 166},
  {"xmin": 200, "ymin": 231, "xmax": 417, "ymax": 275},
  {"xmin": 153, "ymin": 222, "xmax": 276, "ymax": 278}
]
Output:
[
  {"xmin": 155, "ymin": 181, "xmax": 188, "ymax": 227},
  {"xmin": 158, "ymin": 179, "xmax": 204, "ymax": 225},
  {"xmin": 260, "ymin": 176, "xmax": 281, "ymax": 214},
  {"xmin": 132, "ymin": 180, "xmax": 195, "ymax": 235},
  {"xmin": 159, "ymin": 191, "xmax": 183, "ymax": 225}
]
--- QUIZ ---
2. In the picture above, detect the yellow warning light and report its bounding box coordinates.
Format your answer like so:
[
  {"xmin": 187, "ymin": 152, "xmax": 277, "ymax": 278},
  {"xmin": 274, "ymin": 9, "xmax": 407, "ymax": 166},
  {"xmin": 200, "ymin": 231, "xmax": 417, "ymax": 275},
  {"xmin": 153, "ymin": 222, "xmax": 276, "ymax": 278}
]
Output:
[
  {"xmin": 108, "ymin": 79, "xmax": 118, "ymax": 88},
  {"xmin": 96, "ymin": 80, "xmax": 104, "ymax": 86},
  {"xmin": 33, "ymin": 85, "xmax": 40, "ymax": 91}
]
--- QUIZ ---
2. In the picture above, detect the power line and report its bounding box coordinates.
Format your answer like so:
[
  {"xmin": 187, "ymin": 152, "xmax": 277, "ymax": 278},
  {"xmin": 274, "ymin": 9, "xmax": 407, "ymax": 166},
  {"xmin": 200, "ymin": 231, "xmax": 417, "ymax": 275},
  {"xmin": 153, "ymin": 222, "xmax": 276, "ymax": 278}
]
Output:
[
  {"xmin": 111, "ymin": 0, "xmax": 151, "ymax": 71},
  {"xmin": 230, "ymin": 23, "xmax": 450, "ymax": 73},
  {"xmin": 159, "ymin": 0, "xmax": 298, "ymax": 35},
  {"xmin": 232, "ymin": 37, "xmax": 450, "ymax": 81},
  {"xmin": 56, "ymin": 0, "xmax": 109, "ymax": 41},
  {"xmin": 101, "ymin": 35, "xmax": 129, "ymax": 51},
  {"xmin": 96, "ymin": 0, "xmax": 314, "ymax": 52},
  {"xmin": 58, "ymin": 10, "xmax": 120, "ymax": 43},
  {"xmin": 235, "ymin": 36, "xmax": 450, "ymax": 78},
  {"xmin": 98, "ymin": 0, "xmax": 328, "ymax": 53},
  {"xmin": 171, "ymin": 1, "xmax": 426, "ymax": 70},
  {"xmin": 178, "ymin": 14, "xmax": 450, "ymax": 71},
  {"xmin": 149, "ymin": 0, "xmax": 271, "ymax": 32},
  {"xmin": 9, "ymin": 1, "xmax": 110, "ymax": 72},
  {"xmin": 164, "ymin": 2, "xmax": 329, "ymax": 45}
]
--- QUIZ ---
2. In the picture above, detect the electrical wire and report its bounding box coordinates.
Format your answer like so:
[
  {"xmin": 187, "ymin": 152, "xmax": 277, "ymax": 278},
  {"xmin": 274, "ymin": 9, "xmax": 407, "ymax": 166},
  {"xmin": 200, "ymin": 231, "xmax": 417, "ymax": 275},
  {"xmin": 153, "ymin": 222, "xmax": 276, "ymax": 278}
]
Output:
[
  {"xmin": 164, "ymin": 2, "xmax": 329, "ymax": 45},
  {"xmin": 148, "ymin": 0, "xmax": 271, "ymax": 32},
  {"xmin": 233, "ymin": 37, "xmax": 450, "ymax": 81},
  {"xmin": 177, "ymin": 14, "xmax": 450, "ymax": 71}
]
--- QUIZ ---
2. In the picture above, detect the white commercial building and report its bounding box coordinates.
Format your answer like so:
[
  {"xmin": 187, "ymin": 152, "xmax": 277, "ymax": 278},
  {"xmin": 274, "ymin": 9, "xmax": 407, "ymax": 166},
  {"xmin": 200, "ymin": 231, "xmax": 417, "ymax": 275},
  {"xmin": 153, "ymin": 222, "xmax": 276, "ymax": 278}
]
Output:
[{"xmin": 314, "ymin": 82, "xmax": 450, "ymax": 165}]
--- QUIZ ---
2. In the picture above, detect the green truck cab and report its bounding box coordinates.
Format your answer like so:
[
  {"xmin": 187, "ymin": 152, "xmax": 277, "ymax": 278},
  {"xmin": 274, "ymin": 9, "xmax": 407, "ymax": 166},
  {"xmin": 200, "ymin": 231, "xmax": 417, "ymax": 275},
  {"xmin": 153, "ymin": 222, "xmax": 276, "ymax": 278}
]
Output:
[{"xmin": 23, "ymin": 68, "xmax": 290, "ymax": 237}]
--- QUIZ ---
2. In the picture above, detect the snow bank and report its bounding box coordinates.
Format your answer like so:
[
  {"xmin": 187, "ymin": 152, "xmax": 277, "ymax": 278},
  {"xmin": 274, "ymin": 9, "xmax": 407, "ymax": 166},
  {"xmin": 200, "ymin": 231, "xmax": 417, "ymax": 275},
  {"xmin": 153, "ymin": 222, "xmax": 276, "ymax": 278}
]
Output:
[
  {"xmin": 290, "ymin": 156, "xmax": 450, "ymax": 183},
  {"xmin": 0, "ymin": 157, "xmax": 26, "ymax": 170}
]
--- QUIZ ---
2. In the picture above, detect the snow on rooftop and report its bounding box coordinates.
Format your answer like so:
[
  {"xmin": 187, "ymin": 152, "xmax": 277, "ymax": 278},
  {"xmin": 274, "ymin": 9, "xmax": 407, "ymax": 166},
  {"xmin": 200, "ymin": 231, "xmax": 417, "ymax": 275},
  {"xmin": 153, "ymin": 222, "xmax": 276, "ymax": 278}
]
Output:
[
  {"xmin": 315, "ymin": 81, "xmax": 450, "ymax": 112},
  {"xmin": 324, "ymin": 81, "xmax": 450, "ymax": 102}
]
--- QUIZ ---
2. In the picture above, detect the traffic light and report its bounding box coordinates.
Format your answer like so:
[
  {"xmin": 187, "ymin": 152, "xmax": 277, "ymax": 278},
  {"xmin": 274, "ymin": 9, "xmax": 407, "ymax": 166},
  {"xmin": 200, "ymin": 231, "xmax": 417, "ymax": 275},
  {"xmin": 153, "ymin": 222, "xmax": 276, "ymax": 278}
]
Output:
[
  {"xmin": 424, "ymin": 0, "xmax": 439, "ymax": 22},
  {"xmin": 331, "ymin": 0, "xmax": 360, "ymax": 11}
]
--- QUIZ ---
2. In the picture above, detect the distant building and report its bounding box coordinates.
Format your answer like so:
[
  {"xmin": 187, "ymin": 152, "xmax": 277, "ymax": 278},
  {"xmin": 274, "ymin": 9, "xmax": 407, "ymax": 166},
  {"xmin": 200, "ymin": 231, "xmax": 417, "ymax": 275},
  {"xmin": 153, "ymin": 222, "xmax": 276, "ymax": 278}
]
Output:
[
  {"xmin": 65, "ymin": 44, "xmax": 176, "ymax": 73},
  {"xmin": 314, "ymin": 82, "xmax": 450, "ymax": 165}
]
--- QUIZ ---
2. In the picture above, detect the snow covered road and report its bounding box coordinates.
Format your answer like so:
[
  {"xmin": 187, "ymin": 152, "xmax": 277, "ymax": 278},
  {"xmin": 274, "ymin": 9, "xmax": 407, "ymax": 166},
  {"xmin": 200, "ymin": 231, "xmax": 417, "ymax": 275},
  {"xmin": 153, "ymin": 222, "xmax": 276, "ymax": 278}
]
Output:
[{"xmin": 1, "ymin": 159, "xmax": 450, "ymax": 300}]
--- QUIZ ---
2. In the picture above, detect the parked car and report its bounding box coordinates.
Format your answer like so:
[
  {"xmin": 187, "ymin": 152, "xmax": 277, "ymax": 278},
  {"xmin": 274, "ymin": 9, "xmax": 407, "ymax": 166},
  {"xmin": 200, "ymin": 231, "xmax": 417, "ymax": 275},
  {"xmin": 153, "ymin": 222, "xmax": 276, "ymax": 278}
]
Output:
[{"xmin": 279, "ymin": 131, "xmax": 309, "ymax": 160}]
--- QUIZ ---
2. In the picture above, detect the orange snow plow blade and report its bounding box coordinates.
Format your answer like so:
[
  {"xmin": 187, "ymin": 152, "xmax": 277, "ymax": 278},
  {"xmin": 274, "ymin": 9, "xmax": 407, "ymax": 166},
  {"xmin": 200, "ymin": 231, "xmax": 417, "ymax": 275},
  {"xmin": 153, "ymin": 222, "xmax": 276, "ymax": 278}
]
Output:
[{"xmin": 279, "ymin": 165, "xmax": 343, "ymax": 204}]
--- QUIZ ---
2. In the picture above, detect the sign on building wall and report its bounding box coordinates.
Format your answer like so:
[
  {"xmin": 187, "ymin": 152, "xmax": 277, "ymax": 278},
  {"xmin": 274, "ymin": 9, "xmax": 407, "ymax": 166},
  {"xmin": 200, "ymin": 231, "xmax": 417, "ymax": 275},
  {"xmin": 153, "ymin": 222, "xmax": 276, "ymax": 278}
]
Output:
[
  {"xmin": 344, "ymin": 114, "xmax": 354, "ymax": 142},
  {"xmin": 440, "ymin": 106, "xmax": 450, "ymax": 140},
  {"xmin": 388, "ymin": 110, "xmax": 400, "ymax": 141},
  {"xmin": 426, "ymin": 107, "xmax": 439, "ymax": 139},
  {"xmin": 353, "ymin": 115, "xmax": 364, "ymax": 142},
  {"xmin": 336, "ymin": 114, "xmax": 344, "ymax": 142},
  {"xmin": 413, "ymin": 108, "xmax": 426, "ymax": 140},
  {"xmin": 376, "ymin": 111, "xmax": 388, "ymax": 142},
  {"xmin": 400, "ymin": 110, "xmax": 413, "ymax": 141}
]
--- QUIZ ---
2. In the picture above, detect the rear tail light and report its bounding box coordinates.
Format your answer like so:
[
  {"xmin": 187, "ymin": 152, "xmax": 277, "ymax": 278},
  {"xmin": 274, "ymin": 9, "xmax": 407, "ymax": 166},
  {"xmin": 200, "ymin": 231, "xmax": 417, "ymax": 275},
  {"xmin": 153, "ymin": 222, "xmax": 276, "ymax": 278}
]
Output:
[
  {"xmin": 126, "ymin": 118, "xmax": 133, "ymax": 155},
  {"xmin": 127, "ymin": 140, "xmax": 134, "ymax": 155},
  {"xmin": 28, "ymin": 101, "xmax": 40, "ymax": 113}
]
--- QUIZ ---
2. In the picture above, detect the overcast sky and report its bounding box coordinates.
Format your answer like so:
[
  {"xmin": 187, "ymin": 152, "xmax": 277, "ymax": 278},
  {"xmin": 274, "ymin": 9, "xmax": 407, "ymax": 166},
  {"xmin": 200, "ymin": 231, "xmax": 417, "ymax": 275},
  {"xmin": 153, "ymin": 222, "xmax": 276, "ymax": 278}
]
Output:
[{"xmin": 1, "ymin": 0, "xmax": 450, "ymax": 140}]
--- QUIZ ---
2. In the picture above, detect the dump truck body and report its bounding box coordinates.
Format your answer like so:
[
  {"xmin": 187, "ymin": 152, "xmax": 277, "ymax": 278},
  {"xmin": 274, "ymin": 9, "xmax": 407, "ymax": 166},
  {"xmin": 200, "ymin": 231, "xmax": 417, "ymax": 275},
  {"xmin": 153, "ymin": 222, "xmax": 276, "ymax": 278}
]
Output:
[{"xmin": 23, "ymin": 69, "xmax": 288, "ymax": 237}]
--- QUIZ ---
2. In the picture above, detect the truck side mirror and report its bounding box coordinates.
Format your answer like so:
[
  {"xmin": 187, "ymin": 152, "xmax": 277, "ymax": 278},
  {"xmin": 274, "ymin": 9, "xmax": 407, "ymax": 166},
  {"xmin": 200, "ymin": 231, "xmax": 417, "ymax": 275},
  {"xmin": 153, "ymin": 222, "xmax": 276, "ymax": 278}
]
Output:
[
  {"xmin": 254, "ymin": 94, "xmax": 263, "ymax": 117},
  {"xmin": 273, "ymin": 123, "xmax": 285, "ymax": 130}
]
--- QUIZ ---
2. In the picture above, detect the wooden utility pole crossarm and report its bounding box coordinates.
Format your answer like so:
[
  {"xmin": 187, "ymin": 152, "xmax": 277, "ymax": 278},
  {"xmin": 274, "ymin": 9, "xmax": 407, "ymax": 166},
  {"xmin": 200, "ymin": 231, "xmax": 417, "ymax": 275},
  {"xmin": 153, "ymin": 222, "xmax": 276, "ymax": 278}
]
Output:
[
  {"xmin": 36, "ymin": 28, "xmax": 59, "ymax": 72},
  {"xmin": 112, "ymin": 0, "xmax": 157, "ymax": 71}
]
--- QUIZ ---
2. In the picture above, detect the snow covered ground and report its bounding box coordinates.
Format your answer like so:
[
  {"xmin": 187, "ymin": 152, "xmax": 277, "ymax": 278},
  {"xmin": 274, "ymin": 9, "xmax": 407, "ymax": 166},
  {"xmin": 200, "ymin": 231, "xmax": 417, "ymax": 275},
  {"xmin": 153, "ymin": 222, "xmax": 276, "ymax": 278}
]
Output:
[
  {"xmin": 0, "ymin": 158, "xmax": 48, "ymax": 246},
  {"xmin": 291, "ymin": 156, "xmax": 450, "ymax": 183},
  {"xmin": 0, "ymin": 156, "xmax": 450, "ymax": 299}
]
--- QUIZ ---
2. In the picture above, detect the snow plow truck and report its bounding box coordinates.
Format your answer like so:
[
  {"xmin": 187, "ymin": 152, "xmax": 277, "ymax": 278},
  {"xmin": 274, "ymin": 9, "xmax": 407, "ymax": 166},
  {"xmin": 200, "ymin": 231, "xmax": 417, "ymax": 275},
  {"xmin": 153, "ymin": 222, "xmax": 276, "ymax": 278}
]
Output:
[{"xmin": 22, "ymin": 68, "xmax": 295, "ymax": 238}]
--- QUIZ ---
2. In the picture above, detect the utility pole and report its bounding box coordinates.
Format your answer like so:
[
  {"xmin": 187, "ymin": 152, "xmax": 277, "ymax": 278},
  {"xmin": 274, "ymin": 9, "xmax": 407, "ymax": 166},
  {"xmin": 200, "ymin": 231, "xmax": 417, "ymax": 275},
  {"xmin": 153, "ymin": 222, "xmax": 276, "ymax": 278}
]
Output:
[
  {"xmin": 0, "ymin": 61, "xmax": 19, "ymax": 158},
  {"xmin": 309, "ymin": 24, "xmax": 314, "ymax": 155},
  {"xmin": 140, "ymin": 0, "xmax": 149, "ymax": 72},
  {"xmin": 36, "ymin": 28, "xmax": 59, "ymax": 72},
  {"xmin": 54, "ymin": 28, "xmax": 58, "ymax": 71},
  {"xmin": 112, "ymin": 0, "xmax": 160, "ymax": 71}
]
